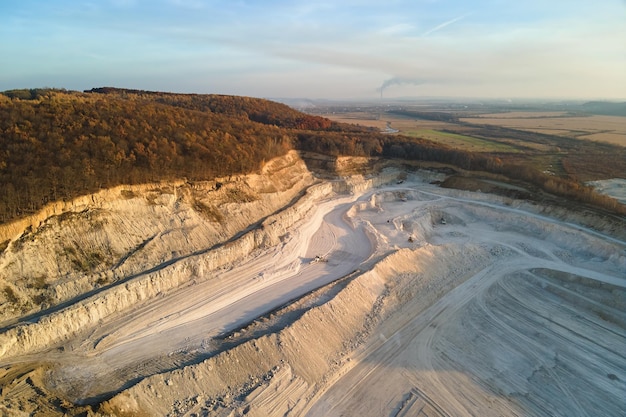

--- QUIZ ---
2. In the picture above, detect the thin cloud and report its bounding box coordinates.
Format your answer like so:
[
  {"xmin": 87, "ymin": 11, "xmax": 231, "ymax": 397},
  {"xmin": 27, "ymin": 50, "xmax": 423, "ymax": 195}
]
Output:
[
  {"xmin": 421, "ymin": 13, "xmax": 471, "ymax": 37},
  {"xmin": 2, "ymin": 0, "xmax": 624, "ymax": 98}
]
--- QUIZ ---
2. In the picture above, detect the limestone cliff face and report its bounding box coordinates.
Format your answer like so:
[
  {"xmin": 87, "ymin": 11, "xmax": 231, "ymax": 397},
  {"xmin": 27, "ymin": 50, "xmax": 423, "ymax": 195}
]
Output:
[
  {"xmin": 0, "ymin": 152, "xmax": 400, "ymax": 360},
  {"xmin": 0, "ymin": 151, "xmax": 313, "ymax": 327},
  {"xmin": 101, "ymin": 243, "xmax": 493, "ymax": 417},
  {"xmin": 2, "ymin": 150, "xmax": 624, "ymax": 417}
]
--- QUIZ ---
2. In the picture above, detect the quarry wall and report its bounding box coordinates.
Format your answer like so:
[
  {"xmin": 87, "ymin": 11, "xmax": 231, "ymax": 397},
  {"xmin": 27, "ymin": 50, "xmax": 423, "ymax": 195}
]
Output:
[
  {"xmin": 0, "ymin": 153, "xmax": 398, "ymax": 360},
  {"xmin": 102, "ymin": 243, "xmax": 493, "ymax": 416}
]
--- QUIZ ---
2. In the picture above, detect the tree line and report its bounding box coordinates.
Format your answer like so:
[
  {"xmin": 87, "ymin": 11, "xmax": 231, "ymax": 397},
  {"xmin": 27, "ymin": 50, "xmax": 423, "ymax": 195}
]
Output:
[
  {"xmin": 0, "ymin": 88, "xmax": 623, "ymax": 223},
  {"xmin": 296, "ymin": 130, "xmax": 626, "ymax": 215}
]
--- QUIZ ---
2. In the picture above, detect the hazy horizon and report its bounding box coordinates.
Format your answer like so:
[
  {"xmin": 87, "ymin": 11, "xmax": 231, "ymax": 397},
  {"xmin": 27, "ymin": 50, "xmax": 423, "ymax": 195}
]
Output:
[{"xmin": 2, "ymin": 1, "xmax": 625, "ymax": 100}]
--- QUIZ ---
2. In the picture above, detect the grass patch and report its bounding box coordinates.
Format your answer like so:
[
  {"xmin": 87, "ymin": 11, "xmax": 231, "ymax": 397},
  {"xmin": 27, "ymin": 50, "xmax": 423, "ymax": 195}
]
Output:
[
  {"xmin": 120, "ymin": 189, "xmax": 136, "ymax": 199},
  {"xmin": 226, "ymin": 187, "xmax": 257, "ymax": 203},
  {"xmin": 528, "ymin": 154, "xmax": 567, "ymax": 177},
  {"xmin": 3, "ymin": 286, "xmax": 18, "ymax": 303},
  {"xmin": 11, "ymin": 226, "xmax": 33, "ymax": 252},
  {"xmin": 63, "ymin": 246, "xmax": 105, "ymax": 272},
  {"xmin": 32, "ymin": 293, "xmax": 50, "ymax": 306},
  {"xmin": 96, "ymin": 276, "xmax": 110, "ymax": 286},
  {"xmin": 145, "ymin": 193, "xmax": 158, "ymax": 205},
  {"xmin": 26, "ymin": 275, "xmax": 49, "ymax": 290},
  {"xmin": 193, "ymin": 200, "xmax": 224, "ymax": 223}
]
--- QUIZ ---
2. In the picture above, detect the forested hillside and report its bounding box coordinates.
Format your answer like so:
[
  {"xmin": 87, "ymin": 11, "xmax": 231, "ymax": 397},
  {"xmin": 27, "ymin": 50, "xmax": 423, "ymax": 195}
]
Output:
[
  {"xmin": 0, "ymin": 88, "xmax": 623, "ymax": 223},
  {"xmin": 0, "ymin": 89, "xmax": 311, "ymax": 221}
]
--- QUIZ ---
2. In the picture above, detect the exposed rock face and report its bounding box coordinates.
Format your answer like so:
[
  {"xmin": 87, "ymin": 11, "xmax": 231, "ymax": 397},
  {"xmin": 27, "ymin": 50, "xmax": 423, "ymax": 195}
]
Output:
[
  {"xmin": 0, "ymin": 151, "xmax": 313, "ymax": 326},
  {"xmin": 101, "ymin": 244, "xmax": 492, "ymax": 417},
  {"xmin": 0, "ymin": 153, "xmax": 403, "ymax": 362},
  {"xmin": 1, "ymin": 152, "xmax": 624, "ymax": 417}
]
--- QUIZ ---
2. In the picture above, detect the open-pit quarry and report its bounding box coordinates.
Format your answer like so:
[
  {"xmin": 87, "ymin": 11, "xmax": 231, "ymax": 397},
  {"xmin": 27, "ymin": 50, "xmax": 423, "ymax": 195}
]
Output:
[{"xmin": 0, "ymin": 151, "xmax": 624, "ymax": 416}]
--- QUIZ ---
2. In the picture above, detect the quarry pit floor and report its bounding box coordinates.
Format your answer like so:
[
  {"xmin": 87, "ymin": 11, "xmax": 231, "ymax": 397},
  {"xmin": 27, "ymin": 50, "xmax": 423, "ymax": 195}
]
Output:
[{"xmin": 2, "ymin": 174, "xmax": 625, "ymax": 416}]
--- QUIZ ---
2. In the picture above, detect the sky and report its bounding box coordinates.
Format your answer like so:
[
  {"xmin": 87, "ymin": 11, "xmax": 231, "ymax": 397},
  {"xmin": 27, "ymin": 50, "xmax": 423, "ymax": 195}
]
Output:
[{"xmin": 1, "ymin": 0, "xmax": 625, "ymax": 100}]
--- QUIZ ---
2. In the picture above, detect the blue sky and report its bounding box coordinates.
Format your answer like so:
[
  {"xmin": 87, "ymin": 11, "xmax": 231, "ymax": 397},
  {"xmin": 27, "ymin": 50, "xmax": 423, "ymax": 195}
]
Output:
[{"xmin": 1, "ymin": 0, "xmax": 625, "ymax": 99}]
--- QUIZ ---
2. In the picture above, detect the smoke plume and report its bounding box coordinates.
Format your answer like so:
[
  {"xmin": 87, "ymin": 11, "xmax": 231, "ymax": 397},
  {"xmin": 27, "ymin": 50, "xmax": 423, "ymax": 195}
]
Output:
[{"xmin": 378, "ymin": 77, "xmax": 425, "ymax": 98}]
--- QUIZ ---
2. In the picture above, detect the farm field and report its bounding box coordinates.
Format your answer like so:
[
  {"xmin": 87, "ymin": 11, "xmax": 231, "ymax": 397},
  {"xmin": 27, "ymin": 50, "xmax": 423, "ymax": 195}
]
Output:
[
  {"xmin": 325, "ymin": 111, "xmax": 457, "ymax": 133},
  {"xmin": 461, "ymin": 113, "xmax": 626, "ymax": 147},
  {"xmin": 403, "ymin": 129, "xmax": 520, "ymax": 152},
  {"xmin": 324, "ymin": 105, "xmax": 626, "ymax": 183},
  {"xmin": 327, "ymin": 109, "xmax": 626, "ymax": 148},
  {"xmin": 325, "ymin": 112, "xmax": 501, "ymax": 152}
]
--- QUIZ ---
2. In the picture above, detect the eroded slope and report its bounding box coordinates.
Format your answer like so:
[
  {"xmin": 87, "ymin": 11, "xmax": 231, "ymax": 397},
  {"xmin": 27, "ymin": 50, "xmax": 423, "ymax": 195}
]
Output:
[
  {"xmin": 0, "ymin": 154, "xmax": 624, "ymax": 417},
  {"xmin": 0, "ymin": 151, "xmax": 313, "ymax": 325}
]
